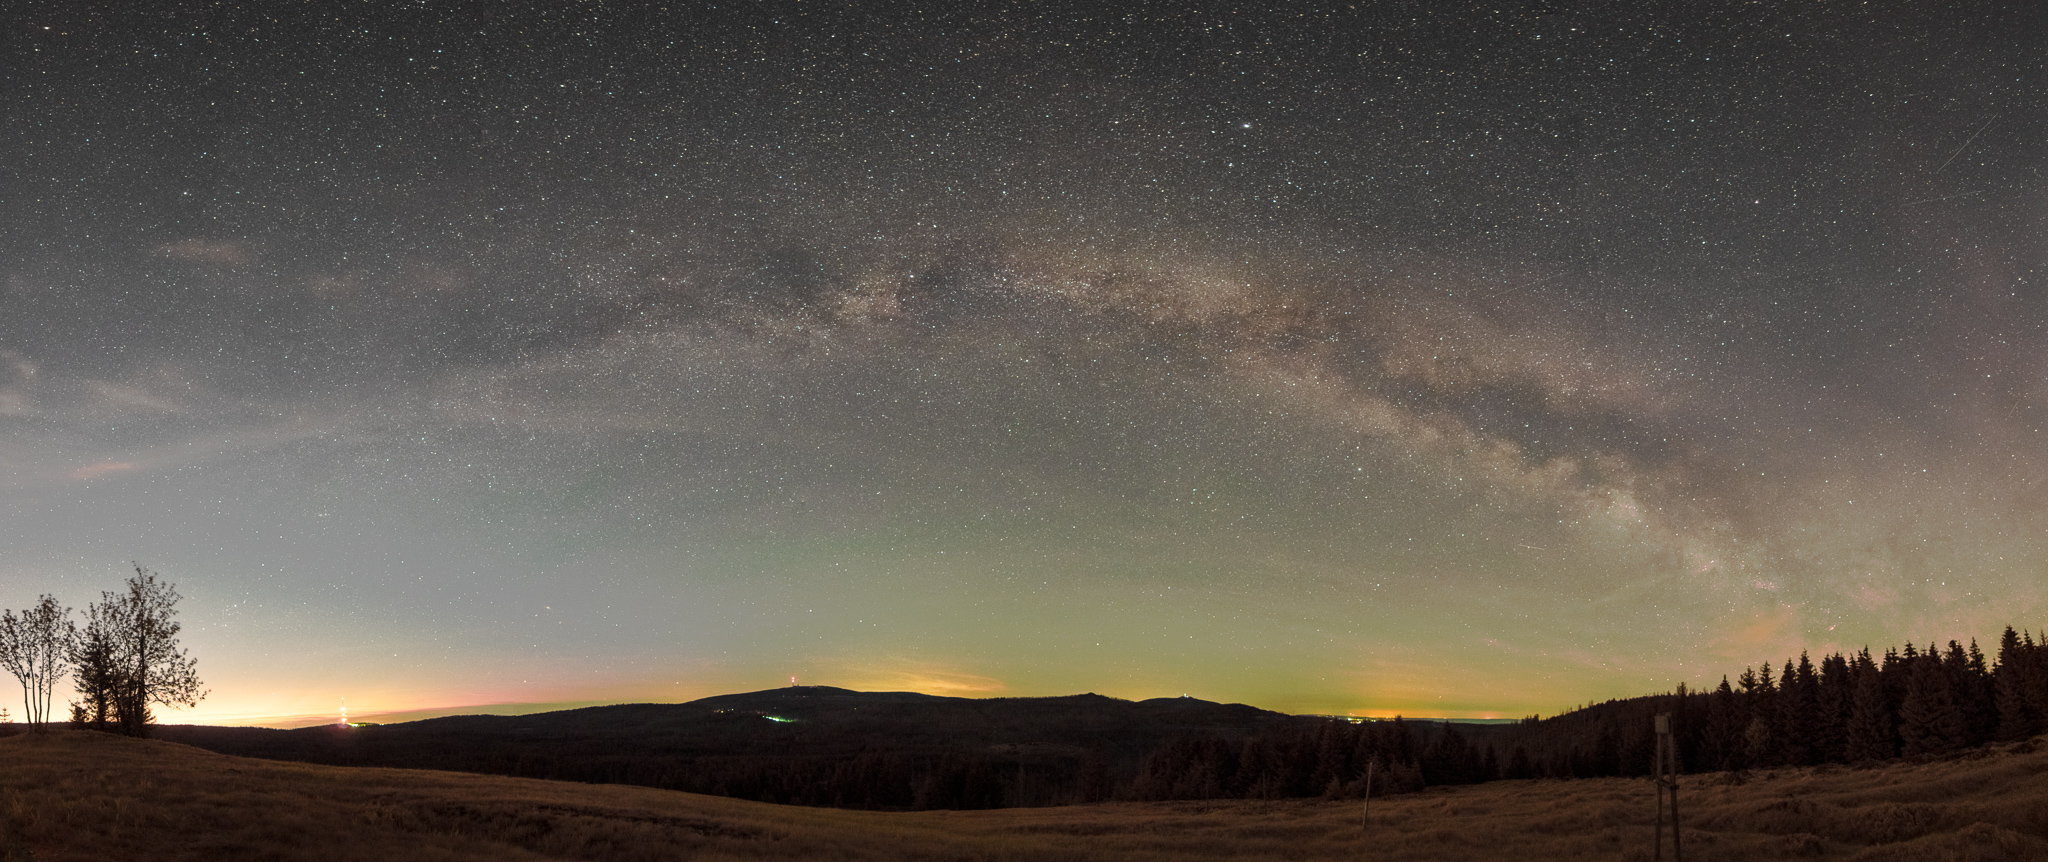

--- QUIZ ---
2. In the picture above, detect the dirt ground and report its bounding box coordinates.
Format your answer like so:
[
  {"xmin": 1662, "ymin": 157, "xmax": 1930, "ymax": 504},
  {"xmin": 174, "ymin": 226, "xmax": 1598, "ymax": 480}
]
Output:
[{"xmin": 2, "ymin": 729, "xmax": 2043, "ymax": 860}]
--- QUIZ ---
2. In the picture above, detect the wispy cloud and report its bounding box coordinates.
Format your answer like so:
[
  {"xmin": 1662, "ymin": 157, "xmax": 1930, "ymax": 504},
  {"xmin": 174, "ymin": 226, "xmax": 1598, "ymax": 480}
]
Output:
[
  {"xmin": 155, "ymin": 238, "xmax": 253, "ymax": 267},
  {"xmin": 69, "ymin": 460, "xmax": 140, "ymax": 481}
]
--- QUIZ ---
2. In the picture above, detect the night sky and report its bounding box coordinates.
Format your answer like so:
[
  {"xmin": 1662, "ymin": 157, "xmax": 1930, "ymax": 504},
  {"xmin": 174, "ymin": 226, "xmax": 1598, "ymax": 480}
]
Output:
[{"xmin": 4, "ymin": 2, "xmax": 2043, "ymax": 727}]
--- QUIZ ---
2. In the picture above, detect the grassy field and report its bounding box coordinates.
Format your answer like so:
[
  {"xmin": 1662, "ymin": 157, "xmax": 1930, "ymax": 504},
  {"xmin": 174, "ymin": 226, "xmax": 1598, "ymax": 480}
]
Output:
[{"xmin": 2, "ymin": 730, "xmax": 2044, "ymax": 861}]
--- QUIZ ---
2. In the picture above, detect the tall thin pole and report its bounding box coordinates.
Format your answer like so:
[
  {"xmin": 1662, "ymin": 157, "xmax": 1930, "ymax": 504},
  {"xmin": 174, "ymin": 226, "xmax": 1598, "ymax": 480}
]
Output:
[{"xmin": 1362, "ymin": 759, "xmax": 1375, "ymax": 831}]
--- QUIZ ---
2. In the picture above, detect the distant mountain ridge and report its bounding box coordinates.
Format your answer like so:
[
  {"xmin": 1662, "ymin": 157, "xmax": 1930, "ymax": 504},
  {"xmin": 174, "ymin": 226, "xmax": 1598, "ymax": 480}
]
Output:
[
  {"xmin": 314, "ymin": 686, "xmax": 1300, "ymax": 744},
  {"xmin": 156, "ymin": 686, "xmax": 1318, "ymax": 809}
]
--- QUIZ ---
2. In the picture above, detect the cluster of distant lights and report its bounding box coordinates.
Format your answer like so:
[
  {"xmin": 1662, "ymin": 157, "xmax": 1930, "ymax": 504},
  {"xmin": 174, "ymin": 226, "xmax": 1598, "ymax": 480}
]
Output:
[
  {"xmin": 337, "ymin": 699, "xmax": 376, "ymax": 728},
  {"xmin": 711, "ymin": 708, "xmax": 798, "ymax": 723}
]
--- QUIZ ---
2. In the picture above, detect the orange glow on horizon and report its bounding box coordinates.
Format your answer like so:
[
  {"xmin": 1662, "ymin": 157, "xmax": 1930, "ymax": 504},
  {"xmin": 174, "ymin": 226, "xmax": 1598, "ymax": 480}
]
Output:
[{"xmin": 1345, "ymin": 709, "xmax": 1516, "ymax": 721}]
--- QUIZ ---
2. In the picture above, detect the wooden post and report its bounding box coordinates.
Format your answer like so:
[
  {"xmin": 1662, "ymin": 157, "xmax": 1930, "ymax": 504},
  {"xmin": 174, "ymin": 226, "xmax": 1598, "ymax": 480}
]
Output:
[
  {"xmin": 1362, "ymin": 759, "xmax": 1375, "ymax": 831},
  {"xmin": 1654, "ymin": 712, "xmax": 1682, "ymax": 861}
]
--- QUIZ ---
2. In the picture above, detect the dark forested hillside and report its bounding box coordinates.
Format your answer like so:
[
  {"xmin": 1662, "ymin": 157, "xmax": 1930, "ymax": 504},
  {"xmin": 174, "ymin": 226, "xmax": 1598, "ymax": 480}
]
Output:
[
  {"xmin": 152, "ymin": 627, "xmax": 2048, "ymax": 811},
  {"xmin": 1125, "ymin": 715, "xmax": 1507, "ymax": 801},
  {"xmin": 1116, "ymin": 627, "xmax": 2048, "ymax": 802},
  {"xmin": 1488, "ymin": 626, "xmax": 2048, "ymax": 781},
  {"xmin": 158, "ymin": 686, "xmax": 1308, "ymax": 809}
]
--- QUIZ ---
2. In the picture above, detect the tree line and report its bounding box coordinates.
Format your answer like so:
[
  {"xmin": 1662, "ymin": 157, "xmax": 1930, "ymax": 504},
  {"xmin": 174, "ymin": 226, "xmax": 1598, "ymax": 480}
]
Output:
[
  {"xmin": 1128, "ymin": 714, "xmax": 1462, "ymax": 801},
  {"xmin": 1599, "ymin": 627, "xmax": 2048, "ymax": 776},
  {"xmin": 1121, "ymin": 626, "xmax": 2048, "ymax": 804},
  {"xmin": 0, "ymin": 565, "xmax": 206, "ymax": 737}
]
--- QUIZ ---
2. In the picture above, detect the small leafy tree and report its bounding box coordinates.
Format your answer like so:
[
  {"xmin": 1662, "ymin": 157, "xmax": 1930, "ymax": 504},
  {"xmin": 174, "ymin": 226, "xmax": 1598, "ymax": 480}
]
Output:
[
  {"xmin": 70, "ymin": 566, "xmax": 205, "ymax": 737},
  {"xmin": 0, "ymin": 595, "xmax": 74, "ymax": 732}
]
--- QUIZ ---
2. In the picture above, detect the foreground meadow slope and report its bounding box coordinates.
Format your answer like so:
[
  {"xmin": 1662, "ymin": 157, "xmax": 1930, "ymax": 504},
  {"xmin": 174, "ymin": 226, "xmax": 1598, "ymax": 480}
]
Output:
[{"xmin": 1, "ymin": 730, "xmax": 2044, "ymax": 861}]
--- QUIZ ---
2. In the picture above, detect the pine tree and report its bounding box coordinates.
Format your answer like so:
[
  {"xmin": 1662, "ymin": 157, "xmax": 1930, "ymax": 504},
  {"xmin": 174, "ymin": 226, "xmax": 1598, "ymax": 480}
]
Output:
[
  {"xmin": 1993, "ymin": 627, "xmax": 2040, "ymax": 741},
  {"xmin": 1955, "ymin": 639, "xmax": 1997, "ymax": 746},
  {"xmin": 2023, "ymin": 631, "xmax": 2048, "ymax": 739},
  {"xmin": 1881, "ymin": 646, "xmax": 1912, "ymax": 726},
  {"xmin": 1741, "ymin": 663, "xmax": 1778, "ymax": 766},
  {"xmin": 1423, "ymin": 723, "xmax": 1475, "ymax": 785},
  {"xmin": 1815, "ymin": 652, "xmax": 1852, "ymax": 763},
  {"xmin": 1591, "ymin": 718, "xmax": 1623, "ymax": 778},
  {"xmin": 1779, "ymin": 653, "xmax": 1819, "ymax": 765},
  {"xmin": 1670, "ymin": 682, "xmax": 1699, "ymax": 767},
  {"xmin": 1845, "ymin": 657, "xmax": 1895, "ymax": 762},
  {"xmin": 1705, "ymin": 676, "xmax": 1742, "ymax": 770},
  {"xmin": 1899, "ymin": 654, "xmax": 1968, "ymax": 757},
  {"xmin": 1388, "ymin": 716, "xmax": 1417, "ymax": 764},
  {"xmin": 1505, "ymin": 745, "xmax": 1535, "ymax": 779},
  {"xmin": 1308, "ymin": 720, "xmax": 1347, "ymax": 792}
]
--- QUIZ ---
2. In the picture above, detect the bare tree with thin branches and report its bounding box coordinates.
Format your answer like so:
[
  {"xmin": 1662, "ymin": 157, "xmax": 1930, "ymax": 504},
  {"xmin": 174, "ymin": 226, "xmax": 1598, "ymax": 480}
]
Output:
[{"xmin": 0, "ymin": 595, "xmax": 75, "ymax": 732}]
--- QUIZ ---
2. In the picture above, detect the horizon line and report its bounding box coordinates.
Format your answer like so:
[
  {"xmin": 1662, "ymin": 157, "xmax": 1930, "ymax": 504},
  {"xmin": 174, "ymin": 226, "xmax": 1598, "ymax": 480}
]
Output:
[{"xmin": 157, "ymin": 688, "xmax": 1534, "ymax": 729}]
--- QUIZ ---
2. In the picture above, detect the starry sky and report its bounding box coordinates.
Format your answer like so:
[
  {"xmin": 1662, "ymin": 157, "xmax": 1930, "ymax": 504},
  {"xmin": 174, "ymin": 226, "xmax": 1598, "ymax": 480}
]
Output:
[{"xmin": 3, "ymin": 1, "xmax": 2044, "ymax": 727}]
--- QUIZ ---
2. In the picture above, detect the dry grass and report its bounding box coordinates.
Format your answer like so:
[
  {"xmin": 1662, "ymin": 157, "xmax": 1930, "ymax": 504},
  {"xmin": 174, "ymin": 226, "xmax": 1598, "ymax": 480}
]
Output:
[{"xmin": 1, "ymin": 730, "xmax": 2044, "ymax": 860}]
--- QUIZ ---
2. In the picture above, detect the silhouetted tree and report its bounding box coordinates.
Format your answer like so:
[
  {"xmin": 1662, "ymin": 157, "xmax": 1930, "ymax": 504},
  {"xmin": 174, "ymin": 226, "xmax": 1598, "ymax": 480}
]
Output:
[
  {"xmin": 1815, "ymin": 652, "xmax": 1852, "ymax": 762},
  {"xmin": 1845, "ymin": 656, "xmax": 1895, "ymax": 762},
  {"xmin": 1387, "ymin": 716, "xmax": 1418, "ymax": 764},
  {"xmin": 1993, "ymin": 627, "xmax": 2040, "ymax": 741},
  {"xmin": 67, "ymin": 611, "xmax": 120, "ymax": 730},
  {"xmin": 1704, "ymin": 676, "xmax": 1742, "ymax": 770},
  {"xmin": 1079, "ymin": 746, "xmax": 1113, "ymax": 802},
  {"xmin": 1239, "ymin": 735, "xmax": 1288, "ymax": 798},
  {"xmin": 1504, "ymin": 744, "xmax": 1535, "ymax": 779},
  {"xmin": 1899, "ymin": 654, "xmax": 1967, "ymax": 757},
  {"xmin": 1422, "ymin": 722, "xmax": 1479, "ymax": 785},
  {"xmin": 1779, "ymin": 654, "xmax": 1819, "ymax": 765},
  {"xmin": 2023, "ymin": 631, "xmax": 2048, "ymax": 736},
  {"xmin": 1739, "ymin": 663, "xmax": 1776, "ymax": 767},
  {"xmin": 71, "ymin": 566, "xmax": 206, "ymax": 737},
  {"xmin": 0, "ymin": 596, "xmax": 73, "ymax": 731},
  {"xmin": 1953, "ymin": 639, "xmax": 1997, "ymax": 746},
  {"xmin": 1308, "ymin": 720, "xmax": 1348, "ymax": 793}
]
